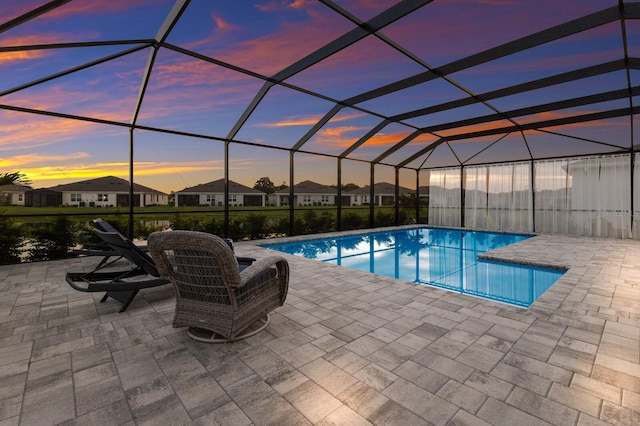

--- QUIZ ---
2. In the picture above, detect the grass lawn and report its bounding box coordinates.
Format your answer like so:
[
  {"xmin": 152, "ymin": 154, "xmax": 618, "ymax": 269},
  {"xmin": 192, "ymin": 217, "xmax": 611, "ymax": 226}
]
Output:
[{"xmin": 2, "ymin": 205, "xmax": 390, "ymax": 224}]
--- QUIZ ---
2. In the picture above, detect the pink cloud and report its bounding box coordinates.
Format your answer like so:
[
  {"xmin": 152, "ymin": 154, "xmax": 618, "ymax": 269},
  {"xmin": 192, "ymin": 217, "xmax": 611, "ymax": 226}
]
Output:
[
  {"xmin": 44, "ymin": 0, "xmax": 162, "ymax": 19},
  {"xmin": 257, "ymin": 115, "xmax": 325, "ymax": 128},
  {"xmin": 0, "ymin": 1, "xmax": 41, "ymax": 23},
  {"xmin": 0, "ymin": 152, "xmax": 89, "ymax": 169},
  {"xmin": 211, "ymin": 13, "xmax": 240, "ymax": 32},
  {"xmin": 0, "ymin": 110, "xmax": 108, "ymax": 150},
  {"xmin": 0, "ymin": 34, "xmax": 72, "ymax": 64},
  {"xmin": 182, "ymin": 5, "xmax": 353, "ymax": 76},
  {"xmin": 255, "ymin": 1, "xmax": 315, "ymax": 13},
  {"xmin": 311, "ymin": 125, "xmax": 369, "ymax": 148},
  {"xmin": 255, "ymin": 110, "xmax": 364, "ymax": 128}
]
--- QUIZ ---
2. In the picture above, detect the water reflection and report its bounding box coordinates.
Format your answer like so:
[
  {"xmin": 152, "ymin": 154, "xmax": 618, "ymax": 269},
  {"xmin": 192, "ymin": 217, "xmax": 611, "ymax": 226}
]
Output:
[{"xmin": 266, "ymin": 228, "xmax": 564, "ymax": 307}]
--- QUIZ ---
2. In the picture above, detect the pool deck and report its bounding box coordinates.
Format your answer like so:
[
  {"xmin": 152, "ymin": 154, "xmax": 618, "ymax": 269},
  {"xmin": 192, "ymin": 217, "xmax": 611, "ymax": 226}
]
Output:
[{"xmin": 1, "ymin": 228, "xmax": 639, "ymax": 425}]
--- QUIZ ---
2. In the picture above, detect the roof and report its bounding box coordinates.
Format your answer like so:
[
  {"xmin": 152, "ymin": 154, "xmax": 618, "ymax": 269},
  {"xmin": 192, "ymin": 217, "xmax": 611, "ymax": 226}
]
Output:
[
  {"xmin": 176, "ymin": 179, "xmax": 264, "ymax": 194},
  {"xmin": 49, "ymin": 176, "xmax": 166, "ymax": 195},
  {"xmin": 0, "ymin": 184, "xmax": 31, "ymax": 192},
  {"xmin": 2, "ymin": 1, "xmax": 639, "ymax": 188},
  {"xmin": 273, "ymin": 180, "xmax": 337, "ymax": 195},
  {"xmin": 347, "ymin": 182, "xmax": 413, "ymax": 195}
]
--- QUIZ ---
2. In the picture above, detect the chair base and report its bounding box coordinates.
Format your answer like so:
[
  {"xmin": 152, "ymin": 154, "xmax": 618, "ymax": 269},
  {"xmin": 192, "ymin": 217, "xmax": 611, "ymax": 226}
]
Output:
[{"xmin": 187, "ymin": 315, "xmax": 270, "ymax": 343}]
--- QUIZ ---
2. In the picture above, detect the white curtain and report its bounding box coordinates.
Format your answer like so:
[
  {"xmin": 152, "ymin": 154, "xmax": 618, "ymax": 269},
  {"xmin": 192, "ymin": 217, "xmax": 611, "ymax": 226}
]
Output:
[
  {"xmin": 428, "ymin": 168, "xmax": 462, "ymax": 227},
  {"xmin": 535, "ymin": 155, "xmax": 631, "ymax": 238},
  {"xmin": 464, "ymin": 162, "xmax": 532, "ymax": 233},
  {"xmin": 464, "ymin": 166, "xmax": 488, "ymax": 229},
  {"xmin": 534, "ymin": 159, "xmax": 570, "ymax": 234},
  {"xmin": 427, "ymin": 155, "xmax": 633, "ymax": 237}
]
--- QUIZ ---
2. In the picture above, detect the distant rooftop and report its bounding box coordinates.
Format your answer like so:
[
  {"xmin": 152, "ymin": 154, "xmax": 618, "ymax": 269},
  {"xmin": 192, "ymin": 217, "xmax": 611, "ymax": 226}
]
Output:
[
  {"xmin": 177, "ymin": 178, "xmax": 265, "ymax": 194},
  {"xmin": 48, "ymin": 176, "xmax": 166, "ymax": 195}
]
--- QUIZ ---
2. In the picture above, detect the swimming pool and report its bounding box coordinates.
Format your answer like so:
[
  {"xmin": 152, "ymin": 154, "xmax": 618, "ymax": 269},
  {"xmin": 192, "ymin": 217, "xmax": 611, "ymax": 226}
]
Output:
[{"xmin": 265, "ymin": 227, "xmax": 564, "ymax": 307}]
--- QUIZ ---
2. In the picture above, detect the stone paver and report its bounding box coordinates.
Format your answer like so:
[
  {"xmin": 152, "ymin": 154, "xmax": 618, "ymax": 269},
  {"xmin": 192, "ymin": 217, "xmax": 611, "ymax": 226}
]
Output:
[{"xmin": 1, "ymin": 228, "xmax": 639, "ymax": 424}]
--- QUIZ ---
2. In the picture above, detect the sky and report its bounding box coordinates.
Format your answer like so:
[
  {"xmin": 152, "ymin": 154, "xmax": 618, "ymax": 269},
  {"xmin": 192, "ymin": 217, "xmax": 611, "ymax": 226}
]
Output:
[{"xmin": 0, "ymin": 0, "xmax": 636, "ymax": 194}]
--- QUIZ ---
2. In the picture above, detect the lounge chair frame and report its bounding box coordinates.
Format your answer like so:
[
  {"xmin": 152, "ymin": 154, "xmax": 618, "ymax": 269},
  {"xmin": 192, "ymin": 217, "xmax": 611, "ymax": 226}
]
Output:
[
  {"xmin": 66, "ymin": 229, "xmax": 169, "ymax": 312},
  {"xmin": 72, "ymin": 218, "xmax": 132, "ymax": 268}
]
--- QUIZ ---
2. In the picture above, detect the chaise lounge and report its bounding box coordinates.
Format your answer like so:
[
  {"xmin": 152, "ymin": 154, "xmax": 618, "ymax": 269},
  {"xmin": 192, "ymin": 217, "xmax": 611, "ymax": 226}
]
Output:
[
  {"xmin": 67, "ymin": 220, "xmax": 257, "ymax": 313},
  {"xmin": 66, "ymin": 229, "xmax": 170, "ymax": 312}
]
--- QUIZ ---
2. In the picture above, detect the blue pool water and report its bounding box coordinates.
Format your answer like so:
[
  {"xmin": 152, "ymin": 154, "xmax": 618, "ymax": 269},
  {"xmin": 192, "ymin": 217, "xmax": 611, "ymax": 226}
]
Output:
[{"xmin": 265, "ymin": 227, "xmax": 564, "ymax": 307}]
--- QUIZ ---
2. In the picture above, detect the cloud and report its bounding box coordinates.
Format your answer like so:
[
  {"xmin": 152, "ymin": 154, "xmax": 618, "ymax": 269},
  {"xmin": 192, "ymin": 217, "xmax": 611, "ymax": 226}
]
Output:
[
  {"xmin": 437, "ymin": 119, "xmax": 514, "ymax": 138},
  {"xmin": 0, "ymin": 81, "xmax": 139, "ymax": 149},
  {"xmin": 211, "ymin": 13, "xmax": 240, "ymax": 32},
  {"xmin": 0, "ymin": 109, "xmax": 113, "ymax": 150},
  {"xmin": 365, "ymin": 130, "xmax": 413, "ymax": 146},
  {"xmin": 519, "ymin": 110, "xmax": 627, "ymax": 129},
  {"xmin": 255, "ymin": 1, "xmax": 315, "ymax": 13},
  {"xmin": 256, "ymin": 115, "xmax": 323, "ymax": 128},
  {"xmin": 0, "ymin": 152, "xmax": 90, "ymax": 169},
  {"xmin": 434, "ymin": 109, "xmax": 628, "ymax": 141},
  {"xmin": 255, "ymin": 111, "xmax": 366, "ymax": 128},
  {"xmin": 311, "ymin": 125, "xmax": 369, "ymax": 148},
  {"xmin": 18, "ymin": 158, "xmax": 226, "ymax": 190},
  {"xmin": 0, "ymin": 34, "xmax": 72, "ymax": 64},
  {"xmin": 44, "ymin": 0, "xmax": 161, "ymax": 19},
  {"xmin": 181, "ymin": 3, "xmax": 353, "ymax": 76}
]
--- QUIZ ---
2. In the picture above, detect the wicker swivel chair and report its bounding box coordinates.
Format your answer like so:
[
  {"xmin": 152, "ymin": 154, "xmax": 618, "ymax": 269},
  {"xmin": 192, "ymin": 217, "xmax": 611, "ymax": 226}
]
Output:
[{"xmin": 147, "ymin": 230, "xmax": 289, "ymax": 343}]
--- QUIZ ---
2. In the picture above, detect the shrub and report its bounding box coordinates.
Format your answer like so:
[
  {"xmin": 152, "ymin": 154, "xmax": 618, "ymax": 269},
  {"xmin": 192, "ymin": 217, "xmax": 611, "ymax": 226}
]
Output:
[
  {"xmin": 101, "ymin": 216, "xmax": 129, "ymax": 235},
  {"xmin": 200, "ymin": 216, "xmax": 224, "ymax": 236},
  {"xmin": 243, "ymin": 213, "xmax": 269, "ymax": 239},
  {"xmin": 273, "ymin": 216, "xmax": 290, "ymax": 236},
  {"xmin": 314, "ymin": 211, "xmax": 336, "ymax": 233},
  {"xmin": 226, "ymin": 217, "xmax": 245, "ymax": 241},
  {"xmin": 26, "ymin": 217, "xmax": 75, "ymax": 262},
  {"xmin": 374, "ymin": 210, "xmax": 394, "ymax": 227},
  {"xmin": 0, "ymin": 214, "xmax": 24, "ymax": 264},
  {"xmin": 170, "ymin": 213, "xmax": 194, "ymax": 231},
  {"xmin": 133, "ymin": 221, "xmax": 156, "ymax": 239},
  {"xmin": 341, "ymin": 211, "xmax": 365, "ymax": 230}
]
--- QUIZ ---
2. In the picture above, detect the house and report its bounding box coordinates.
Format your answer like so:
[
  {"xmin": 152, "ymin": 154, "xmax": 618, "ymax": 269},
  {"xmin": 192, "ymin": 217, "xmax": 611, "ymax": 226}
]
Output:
[
  {"xmin": 269, "ymin": 180, "xmax": 337, "ymax": 206},
  {"xmin": 39, "ymin": 176, "xmax": 168, "ymax": 207},
  {"xmin": 174, "ymin": 179, "xmax": 265, "ymax": 207},
  {"xmin": 347, "ymin": 182, "xmax": 413, "ymax": 206},
  {"xmin": 0, "ymin": 184, "xmax": 31, "ymax": 206}
]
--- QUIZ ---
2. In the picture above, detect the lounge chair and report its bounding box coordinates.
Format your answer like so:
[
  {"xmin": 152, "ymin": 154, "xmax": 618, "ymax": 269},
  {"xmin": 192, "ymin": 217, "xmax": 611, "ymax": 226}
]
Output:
[
  {"xmin": 66, "ymin": 229, "xmax": 169, "ymax": 312},
  {"xmin": 66, "ymin": 226, "xmax": 256, "ymax": 313},
  {"xmin": 72, "ymin": 218, "xmax": 135, "ymax": 269},
  {"xmin": 147, "ymin": 230, "xmax": 289, "ymax": 342}
]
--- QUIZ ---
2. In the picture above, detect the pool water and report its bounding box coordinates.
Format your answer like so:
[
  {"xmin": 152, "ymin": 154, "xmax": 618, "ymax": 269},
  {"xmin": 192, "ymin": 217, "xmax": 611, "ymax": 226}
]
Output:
[{"xmin": 265, "ymin": 227, "xmax": 564, "ymax": 307}]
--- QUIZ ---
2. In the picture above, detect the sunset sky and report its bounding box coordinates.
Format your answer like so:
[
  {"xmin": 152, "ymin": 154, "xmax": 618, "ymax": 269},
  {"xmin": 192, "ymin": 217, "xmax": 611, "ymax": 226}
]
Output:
[{"xmin": 0, "ymin": 0, "xmax": 637, "ymax": 193}]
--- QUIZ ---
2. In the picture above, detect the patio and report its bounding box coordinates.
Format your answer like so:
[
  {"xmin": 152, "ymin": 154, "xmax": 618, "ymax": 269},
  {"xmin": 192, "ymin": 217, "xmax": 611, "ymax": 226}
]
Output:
[{"xmin": 1, "ymin": 230, "xmax": 639, "ymax": 425}]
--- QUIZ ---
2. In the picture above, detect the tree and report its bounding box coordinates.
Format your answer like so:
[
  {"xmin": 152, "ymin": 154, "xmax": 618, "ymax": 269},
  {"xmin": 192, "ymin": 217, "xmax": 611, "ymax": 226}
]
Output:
[
  {"xmin": 0, "ymin": 172, "xmax": 30, "ymax": 186},
  {"xmin": 254, "ymin": 176, "xmax": 277, "ymax": 194},
  {"xmin": 342, "ymin": 183, "xmax": 360, "ymax": 191},
  {"xmin": 329, "ymin": 183, "xmax": 360, "ymax": 191}
]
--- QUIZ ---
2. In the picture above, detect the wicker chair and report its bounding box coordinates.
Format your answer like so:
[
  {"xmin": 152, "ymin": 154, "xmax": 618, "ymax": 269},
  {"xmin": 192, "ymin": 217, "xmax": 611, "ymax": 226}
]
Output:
[{"xmin": 147, "ymin": 230, "xmax": 289, "ymax": 342}]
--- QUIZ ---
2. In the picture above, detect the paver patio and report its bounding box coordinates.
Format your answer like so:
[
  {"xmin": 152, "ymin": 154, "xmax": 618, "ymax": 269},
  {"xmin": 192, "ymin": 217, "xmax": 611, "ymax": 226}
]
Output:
[{"xmin": 1, "ymin": 228, "xmax": 639, "ymax": 425}]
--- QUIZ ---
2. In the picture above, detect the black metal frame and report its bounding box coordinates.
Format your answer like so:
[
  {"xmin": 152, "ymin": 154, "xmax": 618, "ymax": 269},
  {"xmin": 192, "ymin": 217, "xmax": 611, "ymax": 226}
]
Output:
[{"xmin": 1, "ymin": 0, "xmax": 637, "ymax": 236}]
